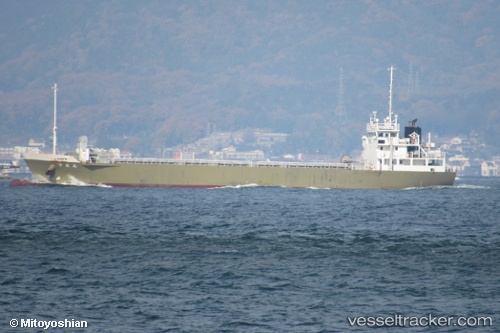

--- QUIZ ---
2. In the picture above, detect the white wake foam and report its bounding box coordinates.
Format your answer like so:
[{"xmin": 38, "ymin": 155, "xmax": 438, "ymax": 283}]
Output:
[
  {"xmin": 402, "ymin": 184, "xmax": 490, "ymax": 191},
  {"xmin": 60, "ymin": 175, "xmax": 112, "ymax": 188},
  {"xmin": 213, "ymin": 183, "xmax": 260, "ymax": 189}
]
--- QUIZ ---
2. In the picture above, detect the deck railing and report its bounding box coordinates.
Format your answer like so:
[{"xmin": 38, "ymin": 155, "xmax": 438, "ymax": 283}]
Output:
[{"xmin": 112, "ymin": 158, "xmax": 353, "ymax": 170}]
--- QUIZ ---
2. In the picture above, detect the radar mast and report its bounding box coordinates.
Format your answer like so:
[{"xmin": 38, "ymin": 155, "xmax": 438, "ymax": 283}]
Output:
[
  {"xmin": 388, "ymin": 66, "xmax": 396, "ymax": 123},
  {"xmin": 52, "ymin": 83, "xmax": 58, "ymax": 155}
]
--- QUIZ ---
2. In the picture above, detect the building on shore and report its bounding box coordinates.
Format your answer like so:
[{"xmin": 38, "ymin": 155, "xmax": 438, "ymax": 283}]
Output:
[{"xmin": 481, "ymin": 159, "xmax": 500, "ymax": 177}]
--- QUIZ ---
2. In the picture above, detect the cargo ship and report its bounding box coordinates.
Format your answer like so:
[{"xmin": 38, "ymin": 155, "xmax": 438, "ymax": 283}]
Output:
[{"xmin": 22, "ymin": 67, "xmax": 456, "ymax": 189}]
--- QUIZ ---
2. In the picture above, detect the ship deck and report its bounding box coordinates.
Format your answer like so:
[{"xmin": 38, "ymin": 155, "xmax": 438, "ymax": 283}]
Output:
[{"xmin": 112, "ymin": 158, "xmax": 356, "ymax": 170}]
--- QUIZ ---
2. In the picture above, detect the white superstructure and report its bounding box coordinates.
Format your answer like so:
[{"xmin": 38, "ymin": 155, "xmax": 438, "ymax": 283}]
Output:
[{"xmin": 361, "ymin": 66, "xmax": 447, "ymax": 172}]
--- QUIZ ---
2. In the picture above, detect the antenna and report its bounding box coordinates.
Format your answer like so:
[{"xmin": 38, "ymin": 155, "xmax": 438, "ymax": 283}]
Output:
[
  {"xmin": 388, "ymin": 66, "xmax": 396, "ymax": 122},
  {"xmin": 415, "ymin": 71, "xmax": 419, "ymax": 95},
  {"xmin": 407, "ymin": 62, "xmax": 414, "ymax": 97},
  {"xmin": 52, "ymin": 83, "xmax": 57, "ymax": 155}
]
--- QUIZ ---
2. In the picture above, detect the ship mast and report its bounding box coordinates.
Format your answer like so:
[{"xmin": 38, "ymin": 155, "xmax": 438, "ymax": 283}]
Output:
[
  {"xmin": 388, "ymin": 65, "xmax": 396, "ymax": 123},
  {"xmin": 52, "ymin": 83, "xmax": 57, "ymax": 155}
]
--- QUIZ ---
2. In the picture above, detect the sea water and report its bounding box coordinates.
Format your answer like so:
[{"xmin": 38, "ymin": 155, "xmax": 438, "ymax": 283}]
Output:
[{"xmin": 0, "ymin": 177, "xmax": 498, "ymax": 332}]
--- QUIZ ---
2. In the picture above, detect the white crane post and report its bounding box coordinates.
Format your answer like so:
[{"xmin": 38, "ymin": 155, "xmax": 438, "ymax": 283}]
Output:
[
  {"xmin": 52, "ymin": 83, "xmax": 57, "ymax": 155},
  {"xmin": 388, "ymin": 65, "xmax": 396, "ymax": 123}
]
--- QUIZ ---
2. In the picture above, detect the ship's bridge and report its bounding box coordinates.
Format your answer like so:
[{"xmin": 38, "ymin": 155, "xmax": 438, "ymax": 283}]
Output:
[{"xmin": 366, "ymin": 111, "xmax": 400, "ymax": 134}]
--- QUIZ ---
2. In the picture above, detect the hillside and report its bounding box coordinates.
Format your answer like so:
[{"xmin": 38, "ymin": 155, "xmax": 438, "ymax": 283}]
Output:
[{"xmin": 0, "ymin": 0, "xmax": 499, "ymax": 157}]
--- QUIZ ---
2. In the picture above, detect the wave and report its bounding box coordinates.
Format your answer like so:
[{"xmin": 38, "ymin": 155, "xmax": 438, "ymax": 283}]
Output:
[
  {"xmin": 402, "ymin": 184, "xmax": 491, "ymax": 191},
  {"xmin": 212, "ymin": 183, "xmax": 260, "ymax": 189},
  {"xmin": 452, "ymin": 184, "xmax": 491, "ymax": 189},
  {"xmin": 401, "ymin": 185, "xmax": 451, "ymax": 191},
  {"xmin": 11, "ymin": 175, "xmax": 109, "ymax": 188},
  {"xmin": 60, "ymin": 176, "xmax": 112, "ymax": 188},
  {"xmin": 31, "ymin": 174, "xmax": 53, "ymax": 184},
  {"xmin": 60, "ymin": 175, "xmax": 93, "ymax": 186}
]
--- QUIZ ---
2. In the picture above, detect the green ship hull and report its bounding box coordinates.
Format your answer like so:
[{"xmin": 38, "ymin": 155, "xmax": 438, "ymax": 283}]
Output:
[{"xmin": 24, "ymin": 157, "xmax": 456, "ymax": 189}]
